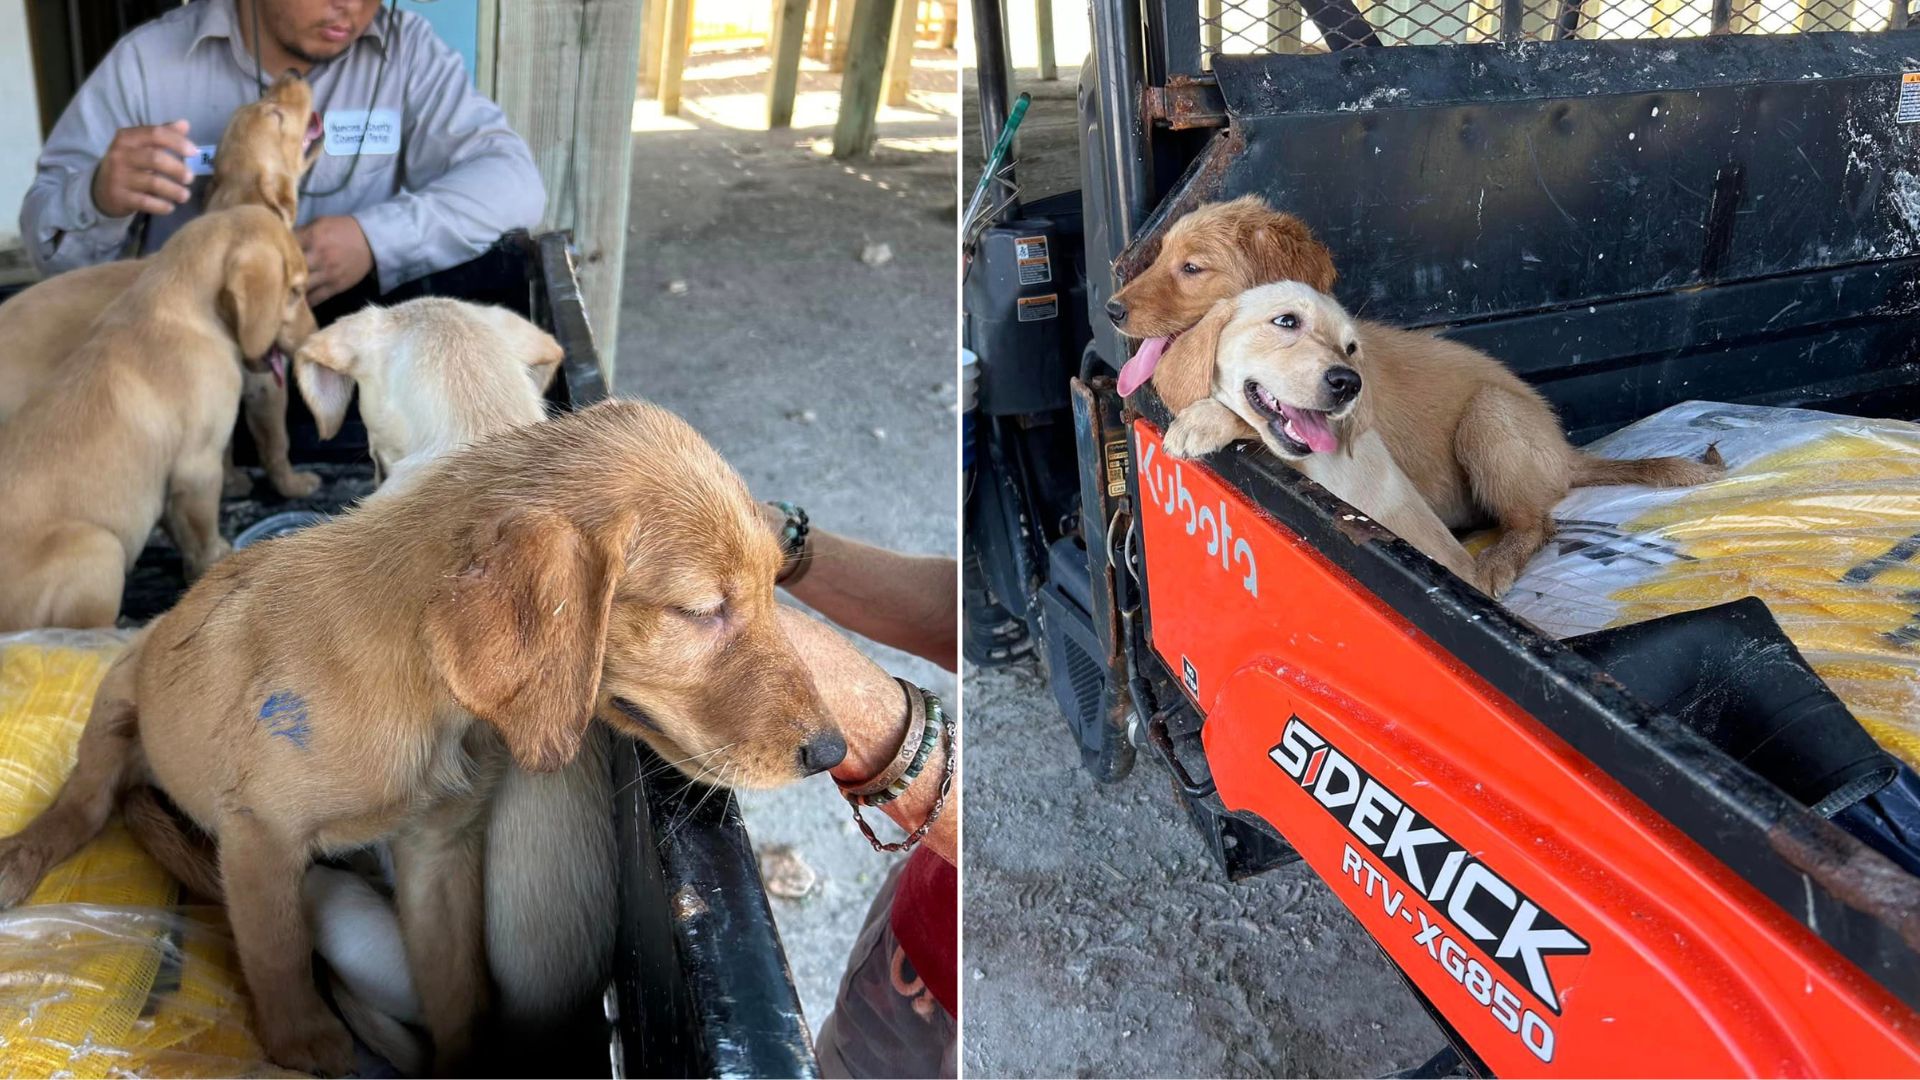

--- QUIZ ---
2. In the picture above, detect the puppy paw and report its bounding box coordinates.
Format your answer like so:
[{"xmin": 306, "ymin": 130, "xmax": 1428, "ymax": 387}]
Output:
[
  {"xmin": 260, "ymin": 1010, "xmax": 356, "ymax": 1077},
  {"xmin": 1163, "ymin": 412, "xmax": 1240, "ymax": 460},
  {"xmin": 0, "ymin": 839, "xmax": 51, "ymax": 908},
  {"xmin": 1479, "ymin": 561, "xmax": 1521, "ymax": 599},
  {"xmin": 223, "ymin": 467, "xmax": 255, "ymax": 498},
  {"xmin": 269, "ymin": 469, "xmax": 322, "ymax": 500},
  {"xmin": 184, "ymin": 540, "xmax": 234, "ymax": 582}
]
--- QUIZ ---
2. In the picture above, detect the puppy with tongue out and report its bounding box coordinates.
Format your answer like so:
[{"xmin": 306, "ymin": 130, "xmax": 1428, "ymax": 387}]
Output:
[
  {"xmin": 1130, "ymin": 281, "xmax": 1363, "ymax": 463},
  {"xmin": 1121, "ymin": 281, "xmax": 1494, "ymax": 594}
]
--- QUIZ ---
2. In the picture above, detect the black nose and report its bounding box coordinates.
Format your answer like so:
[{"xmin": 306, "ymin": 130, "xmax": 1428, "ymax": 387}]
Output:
[
  {"xmin": 1324, "ymin": 365, "xmax": 1362, "ymax": 403},
  {"xmin": 1104, "ymin": 297, "xmax": 1128, "ymax": 324},
  {"xmin": 798, "ymin": 730, "xmax": 847, "ymax": 775}
]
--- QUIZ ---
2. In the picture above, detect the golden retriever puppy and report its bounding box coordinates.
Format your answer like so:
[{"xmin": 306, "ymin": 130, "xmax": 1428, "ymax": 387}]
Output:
[
  {"xmin": 0, "ymin": 71, "xmax": 322, "ymax": 499},
  {"xmin": 0, "ymin": 205, "xmax": 316, "ymax": 632},
  {"xmin": 1154, "ymin": 283, "xmax": 1488, "ymax": 591},
  {"xmin": 1109, "ymin": 195, "xmax": 1723, "ymax": 594},
  {"xmin": 0, "ymin": 399, "xmax": 842, "ymax": 1076},
  {"xmin": 295, "ymin": 297, "xmax": 598, "ymax": 1054}
]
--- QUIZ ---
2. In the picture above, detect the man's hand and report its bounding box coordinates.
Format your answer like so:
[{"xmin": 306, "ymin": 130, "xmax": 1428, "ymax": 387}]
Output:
[
  {"xmin": 297, "ymin": 216, "xmax": 374, "ymax": 305},
  {"xmin": 91, "ymin": 120, "xmax": 196, "ymax": 219}
]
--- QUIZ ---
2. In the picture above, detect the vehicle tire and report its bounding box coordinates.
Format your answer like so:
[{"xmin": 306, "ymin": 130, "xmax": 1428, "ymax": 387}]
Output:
[{"xmin": 963, "ymin": 549, "xmax": 1031, "ymax": 667}]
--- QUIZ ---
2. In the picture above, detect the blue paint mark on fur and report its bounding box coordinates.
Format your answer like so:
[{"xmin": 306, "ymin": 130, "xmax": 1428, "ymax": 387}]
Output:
[{"xmin": 258, "ymin": 691, "xmax": 312, "ymax": 750}]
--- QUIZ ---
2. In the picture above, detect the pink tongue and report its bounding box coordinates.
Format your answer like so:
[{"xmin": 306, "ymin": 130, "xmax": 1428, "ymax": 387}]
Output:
[
  {"xmin": 1117, "ymin": 336, "xmax": 1171, "ymax": 396},
  {"xmin": 269, "ymin": 347, "xmax": 287, "ymax": 388},
  {"xmin": 1279, "ymin": 403, "xmax": 1339, "ymax": 454},
  {"xmin": 304, "ymin": 112, "xmax": 322, "ymax": 153}
]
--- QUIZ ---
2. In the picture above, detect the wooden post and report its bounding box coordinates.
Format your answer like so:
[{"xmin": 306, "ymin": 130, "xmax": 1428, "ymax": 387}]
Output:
[
  {"xmin": 807, "ymin": 0, "xmax": 833, "ymax": 57},
  {"xmin": 659, "ymin": 0, "xmax": 694, "ymax": 114},
  {"xmin": 641, "ymin": 0, "xmax": 671, "ymax": 95},
  {"xmin": 882, "ymin": 0, "xmax": 917, "ymax": 107},
  {"xmin": 1036, "ymin": 0, "xmax": 1057, "ymax": 79},
  {"xmin": 939, "ymin": 0, "xmax": 958, "ymax": 46},
  {"xmin": 829, "ymin": 0, "xmax": 860, "ymax": 71},
  {"xmin": 832, "ymin": 0, "xmax": 899, "ymax": 158},
  {"xmin": 491, "ymin": 0, "xmax": 645, "ymax": 382},
  {"xmin": 769, "ymin": 0, "xmax": 810, "ymax": 126}
]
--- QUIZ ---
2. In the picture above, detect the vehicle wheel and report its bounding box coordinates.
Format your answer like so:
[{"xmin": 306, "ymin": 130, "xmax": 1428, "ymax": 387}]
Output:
[{"xmin": 963, "ymin": 549, "xmax": 1031, "ymax": 667}]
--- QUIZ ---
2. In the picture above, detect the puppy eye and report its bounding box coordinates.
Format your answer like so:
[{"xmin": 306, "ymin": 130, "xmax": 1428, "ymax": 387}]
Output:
[
  {"xmin": 1273, "ymin": 313, "xmax": 1299, "ymax": 329},
  {"xmin": 1180, "ymin": 262, "xmax": 1205, "ymax": 275},
  {"xmin": 1345, "ymin": 341, "xmax": 1358, "ymax": 356},
  {"xmin": 674, "ymin": 602, "xmax": 727, "ymax": 623}
]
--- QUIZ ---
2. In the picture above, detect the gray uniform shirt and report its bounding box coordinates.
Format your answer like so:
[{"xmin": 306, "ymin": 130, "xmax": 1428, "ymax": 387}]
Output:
[{"xmin": 20, "ymin": 0, "xmax": 546, "ymax": 292}]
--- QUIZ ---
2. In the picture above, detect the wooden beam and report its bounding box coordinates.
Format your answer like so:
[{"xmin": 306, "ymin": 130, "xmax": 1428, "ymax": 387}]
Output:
[
  {"xmin": 807, "ymin": 0, "xmax": 833, "ymax": 59},
  {"xmin": 640, "ymin": 0, "xmax": 670, "ymax": 94},
  {"xmin": 882, "ymin": 0, "xmax": 916, "ymax": 107},
  {"xmin": 768, "ymin": 0, "xmax": 810, "ymax": 127},
  {"xmin": 1036, "ymin": 0, "xmax": 1057, "ymax": 79},
  {"xmin": 492, "ymin": 0, "xmax": 646, "ymax": 382},
  {"xmin": 829, "ymin": 0, "xmax": 859, "ymax": 71},
  {"xmin": 939, "ymin": 0, "xmax": 958, "ymax": 45},
  {"xmin": 658, "ymin": 0, "xmax": 694, "ymax": 114},
  {"xmin": 832, "ymin": 0, "xmax": 899, "ymax": 158}
]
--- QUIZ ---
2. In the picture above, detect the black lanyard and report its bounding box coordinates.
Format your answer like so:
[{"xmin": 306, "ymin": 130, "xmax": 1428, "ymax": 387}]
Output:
[{"xmin": 250, "ymin": 0, "xmax": 400, "ymax": 199}]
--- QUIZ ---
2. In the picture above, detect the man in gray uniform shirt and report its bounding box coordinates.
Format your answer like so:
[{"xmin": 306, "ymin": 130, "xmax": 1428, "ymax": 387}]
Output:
[{"xmin": 22, "ymin": 0, "xmax": 545, "ymax": 304}]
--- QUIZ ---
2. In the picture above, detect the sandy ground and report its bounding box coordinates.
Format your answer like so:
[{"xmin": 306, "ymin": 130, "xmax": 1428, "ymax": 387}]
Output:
[
  {"xmin": 617, "ymin": 42, "xmax": 959, "ymax": 1036},
  {"xmin": 958, "ymin": 65, "xmax": 1444, "ymax": 1077}
]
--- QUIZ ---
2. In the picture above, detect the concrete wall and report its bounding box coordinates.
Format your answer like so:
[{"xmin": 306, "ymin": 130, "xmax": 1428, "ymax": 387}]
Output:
[{"xmin": 0, "ymin": 0, "xmax": 42, "ymax": 247}]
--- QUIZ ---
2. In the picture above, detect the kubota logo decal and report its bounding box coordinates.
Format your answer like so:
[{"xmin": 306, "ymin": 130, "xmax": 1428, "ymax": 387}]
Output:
[
  {"xmin": 1137, "ymin": 438, "xmax": 1258, "ymax": 598},
  {"xmin": 1270, "ymin": 716, "xmax": 1589, "ymax": 1063}
]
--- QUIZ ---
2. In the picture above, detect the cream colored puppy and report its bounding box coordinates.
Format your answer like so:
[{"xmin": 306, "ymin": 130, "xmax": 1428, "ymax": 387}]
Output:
[
  {"xmin": 1156, "ymin": 282, "xmax": 1487, "ymax": 592},
  {"xmin": 295, "ymin": 297, "xmax": 564, "ymax": 492}
]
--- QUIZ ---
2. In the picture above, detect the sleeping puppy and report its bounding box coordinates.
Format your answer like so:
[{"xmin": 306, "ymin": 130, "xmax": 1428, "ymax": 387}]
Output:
[
  {"xmin": 0, "ymin": 399, "xmax": 842, "ymax": 1076},
  {"xmin": 1153, "ymin": 283, "xmax": 1488, "ymax": 591},
  {"xmin": 0, "ymin": 71, "xmax": 323, "ymax": 499},
  {"xmin": 1109, "ymin": 195, "xmax": 1724, "ymax": 595},
  {"xmin": 296, "ymin": 297, "xmax": 600, "ymax": 1063},
  {"xmin": 0, "ymin": 205, "xmax": 316, "ymax": 632}
]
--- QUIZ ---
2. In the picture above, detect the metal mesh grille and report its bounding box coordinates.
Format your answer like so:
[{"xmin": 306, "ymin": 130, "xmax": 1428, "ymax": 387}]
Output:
[{"xmin": 1198, "ymin": 0, "xmax": 1908, "ymax": 56}]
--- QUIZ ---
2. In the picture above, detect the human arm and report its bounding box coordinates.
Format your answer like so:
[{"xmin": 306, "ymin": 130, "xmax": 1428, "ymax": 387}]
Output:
[
  {"xmin": 20, "ymin": 42, "xmax": 192, "ymax": 274},
  {"xmin": 777, "ymin": 607, "xmax": 957, "ymax": 865},
  {"xmin": 348, "ymin": 22, "xmax": 546, "ymax": 294},
  {"xmin": 762, "ymin": 504, "xmax": 958, "ymax": 671}
]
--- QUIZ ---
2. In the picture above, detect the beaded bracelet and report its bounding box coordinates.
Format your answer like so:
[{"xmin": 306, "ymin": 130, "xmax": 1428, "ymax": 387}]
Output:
[
  {"xmin": 847, "ymin": 685, "xmax": 956, "ymax": 854},
  {"xmin": 769, "ymin": 500, "xmax": 813, "ymax": 586}
]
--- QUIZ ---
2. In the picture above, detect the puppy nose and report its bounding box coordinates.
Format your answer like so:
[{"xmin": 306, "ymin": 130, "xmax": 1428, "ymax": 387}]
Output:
[
  {"xmin": 1104, "ymin": 297, "xmax": 1128, "ymax": 324},
  {"xmin": 798, "ymin": 730, "xmax": 847, "ymax": 775},
  {"xmin": 1324, "ymin": 365, "xmax": 1362, "ymax": 403}
]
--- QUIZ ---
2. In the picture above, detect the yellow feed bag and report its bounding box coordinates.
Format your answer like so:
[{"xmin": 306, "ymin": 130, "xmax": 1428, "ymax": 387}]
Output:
[
  {"xmin": 1494, "ymin": 402, "xmax": 1920, "ymax": 769},
  {"xmin": 0, "ymin": 630, "xmax": 288, "ymax": 1078}
]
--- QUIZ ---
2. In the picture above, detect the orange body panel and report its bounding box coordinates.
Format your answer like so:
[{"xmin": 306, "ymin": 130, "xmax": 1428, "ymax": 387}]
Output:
[{"xmin": 1133, "ymin": 419, "xmax": 1920, "ymax": 1076}]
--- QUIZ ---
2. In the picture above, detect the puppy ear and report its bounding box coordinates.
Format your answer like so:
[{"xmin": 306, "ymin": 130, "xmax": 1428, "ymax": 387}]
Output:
[
  {"xmin": 294, "ymin": 334, "xmax": 357, "ymax": 440},
  {"xmin": 220, "ymin": 239, "xmax": 286, "ymax": 365},
  {"xmin": 1245, "ymin": 212, "xmax": 1339, "ymax": 295},
  {"xmin": 1154, "ymin": 299, "xmax": 1235, "ymax": 412},
  {"xmin": 426, "ymin": 511, "xmax": 619, "ymax": 773},
  {"xmin": 498, "ymin": 309, "xmax": 566, "ymax": 395}
]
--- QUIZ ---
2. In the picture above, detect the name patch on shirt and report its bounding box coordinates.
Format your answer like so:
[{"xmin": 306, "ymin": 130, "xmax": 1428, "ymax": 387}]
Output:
[{"xmin": 323, "ymin": 109, "xmax": 401, "ymax": 156}]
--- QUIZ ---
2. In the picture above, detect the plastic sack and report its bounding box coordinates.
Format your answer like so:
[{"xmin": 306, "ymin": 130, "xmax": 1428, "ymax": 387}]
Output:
[
  {"xmin": 1489, "ymin": 401, "xmax": 1920, "ymax": 769},
  {"xmin": 0, "ymin": 629, "xmax": 291, "ymax": 1078}
]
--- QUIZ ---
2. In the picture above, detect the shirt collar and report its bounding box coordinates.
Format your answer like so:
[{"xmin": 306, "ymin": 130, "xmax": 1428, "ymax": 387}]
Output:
[{"xmin": 190, "ymin": 0, "xmax": 390, "ymax": 63}]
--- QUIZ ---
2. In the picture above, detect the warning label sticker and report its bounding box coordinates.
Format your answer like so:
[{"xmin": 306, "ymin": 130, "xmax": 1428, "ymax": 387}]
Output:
[
  {"xmin": 1018, "ymin": 294, "xmax": 1059, "ymax": 322},
  {"xmin": 1015, "ymin": 235, "xmax": 1053, "ymax": 285},
  {"xmin": 1900, "ymin": 72, "xmax": 1920, "ymax": 123}
]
